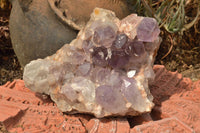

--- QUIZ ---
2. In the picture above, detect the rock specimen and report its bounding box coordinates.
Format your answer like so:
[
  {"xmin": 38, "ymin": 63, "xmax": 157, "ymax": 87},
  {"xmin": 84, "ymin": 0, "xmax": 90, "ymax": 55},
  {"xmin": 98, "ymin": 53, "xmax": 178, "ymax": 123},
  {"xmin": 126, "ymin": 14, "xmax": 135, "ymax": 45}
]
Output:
[{"xmin": 23, "ymin": 8, "xmax": 161, "ymax": 118}]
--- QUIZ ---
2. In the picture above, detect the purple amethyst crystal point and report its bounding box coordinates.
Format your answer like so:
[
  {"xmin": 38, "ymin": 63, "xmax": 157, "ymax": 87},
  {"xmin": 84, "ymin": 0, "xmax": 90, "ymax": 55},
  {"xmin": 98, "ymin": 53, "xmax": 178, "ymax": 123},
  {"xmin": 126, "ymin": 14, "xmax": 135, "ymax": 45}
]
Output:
[
  {"xmin": 95, "ymin": 85, "xmax": 126, "ymax": 113},
  {"xmin": 137, "ymin": 17, "xmax": 160, "ymax": 42},
  {"xmin": 23, "ymin": 8, "xmax": 161, "ymax": 118},
  {"xmin": 121, "ymin": 76, "xmax": 150, "ymax": 112},
  {"xmin": 61, "ymin": 83, "xmax": 78, "ymax": 102},
  {"xmin": 77, "ymin": 62, "xmax": 91, "ymax": 76},
  {"xmin": 108, "ymin": 50, "xmax": 129, "ymax": 69},
  {"xmin": 92, "ymin": 47, "xmax": 108, "ymax": 67},
  {"xmin": 93, "ymin": 25, "xmax": 116, "ymax": 48},
  {"xmin": 113, "ymin": 33, "xmax": 127, "ymax": 49}
]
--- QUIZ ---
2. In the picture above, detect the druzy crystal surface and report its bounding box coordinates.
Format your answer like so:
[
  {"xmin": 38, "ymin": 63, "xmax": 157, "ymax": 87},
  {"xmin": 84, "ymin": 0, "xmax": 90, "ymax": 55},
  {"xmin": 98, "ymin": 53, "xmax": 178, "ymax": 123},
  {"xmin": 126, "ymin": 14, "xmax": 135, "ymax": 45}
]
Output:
[{"xmin": 23, "ymin": 8, "xmax": 161, "ymax": 118}]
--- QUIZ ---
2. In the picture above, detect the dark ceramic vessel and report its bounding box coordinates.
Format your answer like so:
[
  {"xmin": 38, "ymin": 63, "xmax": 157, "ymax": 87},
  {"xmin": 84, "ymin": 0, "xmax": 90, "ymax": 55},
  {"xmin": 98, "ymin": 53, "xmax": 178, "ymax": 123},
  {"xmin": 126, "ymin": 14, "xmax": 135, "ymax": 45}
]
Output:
[{"xmin": 9, "ymin": 0, "xmax": 77, "ymax": 67}]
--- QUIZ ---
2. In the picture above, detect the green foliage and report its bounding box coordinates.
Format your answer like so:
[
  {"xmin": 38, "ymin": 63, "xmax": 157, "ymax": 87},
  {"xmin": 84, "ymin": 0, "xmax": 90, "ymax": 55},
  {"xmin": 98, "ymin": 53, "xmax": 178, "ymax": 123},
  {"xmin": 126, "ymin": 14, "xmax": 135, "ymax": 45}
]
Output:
[{"xmin": 128, "ymin": 0, "xmax": 199, "ymax": 33}]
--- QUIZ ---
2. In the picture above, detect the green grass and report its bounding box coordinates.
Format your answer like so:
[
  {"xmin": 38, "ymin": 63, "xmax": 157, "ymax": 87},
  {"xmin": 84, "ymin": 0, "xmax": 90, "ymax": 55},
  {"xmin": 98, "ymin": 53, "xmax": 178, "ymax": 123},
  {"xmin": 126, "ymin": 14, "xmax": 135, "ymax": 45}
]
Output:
[{"xmin": 128, "ymin": 0, "xmax": 199, "ymax": 33}]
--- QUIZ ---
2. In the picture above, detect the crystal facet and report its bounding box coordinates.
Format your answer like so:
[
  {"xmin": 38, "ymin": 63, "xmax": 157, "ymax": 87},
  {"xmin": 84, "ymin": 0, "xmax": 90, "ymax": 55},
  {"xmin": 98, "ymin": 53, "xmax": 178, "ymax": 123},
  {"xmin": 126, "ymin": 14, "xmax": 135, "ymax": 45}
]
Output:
[{"xmin": 23, "ymin": 8, "xmax": 161, "ymax": 118}]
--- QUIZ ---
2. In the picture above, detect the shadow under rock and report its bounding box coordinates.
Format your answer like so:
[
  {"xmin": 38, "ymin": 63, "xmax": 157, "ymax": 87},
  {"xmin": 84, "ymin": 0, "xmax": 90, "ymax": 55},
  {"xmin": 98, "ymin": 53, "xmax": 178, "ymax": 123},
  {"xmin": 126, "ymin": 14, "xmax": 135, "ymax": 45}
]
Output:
[
  {"xmin": 35, "ymin": 92, "xmax": 55, "ymax": 105},
  {"xmin": 129, "ymin": 65, "xmax": 196, "ymax": 127},
  {"xmin": 127, "ymin": 113, "xmax": 154, "ymax": 128},
  {"xmin": 150, "ymin": 65, "xmax": 193, "ymax": 106}
]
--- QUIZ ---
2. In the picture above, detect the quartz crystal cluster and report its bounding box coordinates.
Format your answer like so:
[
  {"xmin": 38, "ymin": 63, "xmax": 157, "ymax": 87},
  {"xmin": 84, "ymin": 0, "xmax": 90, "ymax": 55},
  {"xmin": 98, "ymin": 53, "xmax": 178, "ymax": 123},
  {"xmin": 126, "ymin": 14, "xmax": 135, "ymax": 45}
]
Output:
[{"xmin": 23, "ymin": 8, "xmax": 161, "ymax": 118}]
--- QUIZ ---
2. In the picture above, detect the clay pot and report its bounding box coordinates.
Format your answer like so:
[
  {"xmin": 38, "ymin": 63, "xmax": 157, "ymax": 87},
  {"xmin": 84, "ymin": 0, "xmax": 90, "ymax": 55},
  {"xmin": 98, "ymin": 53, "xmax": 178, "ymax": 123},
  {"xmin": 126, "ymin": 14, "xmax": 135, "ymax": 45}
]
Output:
[
  {"xmin": 9, "ymin": 0, "xmax": 77, "ymax": 67},
  {"xmin": 9, "ymin": 0, "xmax": 130, "ymax": 67},
  {"xmin": 48, "ymin": 0, "xmax": 130, "ymax": 30}
]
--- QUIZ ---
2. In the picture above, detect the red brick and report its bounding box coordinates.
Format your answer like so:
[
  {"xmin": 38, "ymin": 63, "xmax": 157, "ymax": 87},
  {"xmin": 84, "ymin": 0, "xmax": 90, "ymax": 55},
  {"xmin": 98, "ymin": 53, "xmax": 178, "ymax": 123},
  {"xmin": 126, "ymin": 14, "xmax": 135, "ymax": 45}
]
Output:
[
  {"xmin": 156, "ymin": 89, "xmax": 200, "ymax": 132},
  {"xmin": 151, "ymin": 65, "xmax": 192, "ymax": 106},
  {"xmin": 192, "ymin": 80, "xmax": 200, "ymax": 90},
  {"xmin": 0, "ymin": 65, "xmax": 200, "ymax": 132},
  {"xmin": 0, "ymin": 81, "xmax": 86, "ymax": 132},
  {"xmin": 131, "ymin": 117, "xmax": 194, "ymax": 133},
  {"xmin": 86, "ymin": 118, "xmax": 130, "ymax": 133},
  {"xmin": 0, "ymin": 100, "xmax": 27, "ymax": 122},
  {"xmin": 128, "ymin": 113, "xmax": 153, "ymax": 128}
]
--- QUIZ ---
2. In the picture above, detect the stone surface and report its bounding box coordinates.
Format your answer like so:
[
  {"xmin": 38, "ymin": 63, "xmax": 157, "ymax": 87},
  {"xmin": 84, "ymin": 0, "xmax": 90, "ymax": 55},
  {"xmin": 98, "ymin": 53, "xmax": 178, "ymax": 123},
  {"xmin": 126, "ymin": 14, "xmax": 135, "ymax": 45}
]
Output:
[
  {"xmin": 23, "ymin": 8, "xmax": 161, "ymax": 118},
  {"xmin": 0, "ymin": 66, "xmax": 200, "ymax": 132}
]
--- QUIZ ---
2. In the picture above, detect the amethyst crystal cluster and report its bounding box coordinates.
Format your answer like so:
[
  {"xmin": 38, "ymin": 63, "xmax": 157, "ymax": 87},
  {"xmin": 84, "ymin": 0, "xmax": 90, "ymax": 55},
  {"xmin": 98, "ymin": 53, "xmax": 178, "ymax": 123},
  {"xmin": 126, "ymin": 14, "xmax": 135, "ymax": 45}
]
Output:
[{"xmin": 23, "ymin": 8, "xmax": 161, "ymax": 118}]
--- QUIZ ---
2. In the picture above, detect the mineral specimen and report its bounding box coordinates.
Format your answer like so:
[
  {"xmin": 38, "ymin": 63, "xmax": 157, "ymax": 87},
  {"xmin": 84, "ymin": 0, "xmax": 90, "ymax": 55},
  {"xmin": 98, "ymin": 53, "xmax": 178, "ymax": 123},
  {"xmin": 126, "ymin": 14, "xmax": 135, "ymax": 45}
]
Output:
[{"xmin": 23, "ymin": 8, "xmax": 161, "ymax": 118}]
